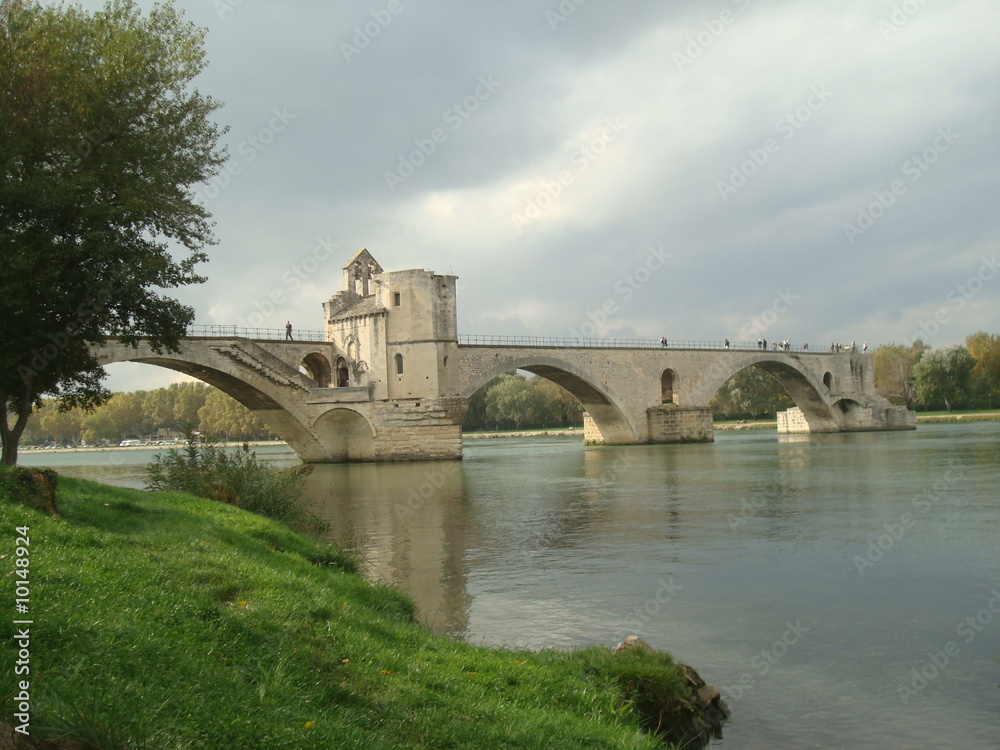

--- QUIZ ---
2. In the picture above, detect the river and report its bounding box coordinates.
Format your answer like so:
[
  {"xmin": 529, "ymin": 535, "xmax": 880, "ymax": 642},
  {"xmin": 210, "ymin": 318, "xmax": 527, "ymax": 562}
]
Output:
[{"xmin": 21, "ymin": 423, "xmax": 1000, "ymax": 748}]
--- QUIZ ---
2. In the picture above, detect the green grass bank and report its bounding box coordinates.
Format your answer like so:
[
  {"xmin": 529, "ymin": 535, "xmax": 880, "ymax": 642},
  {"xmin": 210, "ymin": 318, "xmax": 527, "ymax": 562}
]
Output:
[{"xmin": 1, "ymin": 473, "xmax": 725, "ymax": 749}]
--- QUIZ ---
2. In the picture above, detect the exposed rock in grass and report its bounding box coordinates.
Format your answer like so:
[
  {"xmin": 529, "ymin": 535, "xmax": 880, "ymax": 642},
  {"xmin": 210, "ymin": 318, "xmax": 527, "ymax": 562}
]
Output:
[
  {"xmin": 0, "ymin": 467, "xmax": 59, "ymax": 515},
  {"xmin": 613, "ymin": 635, "xmax": 729, "ymax": 748},
  {"xmin": 0, "ymin": 723, "xmax": 82, "ymax": 750}
]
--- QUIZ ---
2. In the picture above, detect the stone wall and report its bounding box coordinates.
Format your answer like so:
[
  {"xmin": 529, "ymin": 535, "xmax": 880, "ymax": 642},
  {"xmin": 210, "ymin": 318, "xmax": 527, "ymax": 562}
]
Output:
[
  {"xmin": 371, "ymin": 397, "xmax": 466, "ymax": 460},
  {"xmin": 582, "ymin": 413, "xmax": 605, "ymax": 445},
  {"xmin": 777, "ymin": 407, "xmax": 810, "ymax": 433},
  {"xmin": 646, "ymin": 405, "xmax": 714, "ymax": 443}
]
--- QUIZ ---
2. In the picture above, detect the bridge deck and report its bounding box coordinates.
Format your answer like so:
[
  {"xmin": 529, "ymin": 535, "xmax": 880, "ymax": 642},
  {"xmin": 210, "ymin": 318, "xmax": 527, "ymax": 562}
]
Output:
[
  {"xmin": 457, "ymin": 334, "xmax": 841, "ymax": 354},
  {"xmin": 179, "ymin": 327, "xmax": 849, "ymax": 354}
]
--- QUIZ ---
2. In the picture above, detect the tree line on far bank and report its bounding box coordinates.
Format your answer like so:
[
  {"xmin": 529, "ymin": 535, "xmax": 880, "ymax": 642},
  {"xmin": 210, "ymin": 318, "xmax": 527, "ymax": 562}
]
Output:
[
  {"xmin": 874, "ymin": 332, "xmax": 999, "ymax": 412},
  {"xmin": 14, "ymin": 331, "xmax": 999, "ymax": 446},
  {"xmin": 17, "ymin": 383, "xmax": 274, "ymax": 446},
  {"xmin": 712, "ymin": 331, "xmax": 999, "ymax": 419}
]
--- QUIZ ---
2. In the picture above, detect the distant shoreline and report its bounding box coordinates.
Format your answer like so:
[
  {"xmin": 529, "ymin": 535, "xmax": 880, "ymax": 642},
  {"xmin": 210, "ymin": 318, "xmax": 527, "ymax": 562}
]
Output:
[{"xmin": 19, "ymin": 413, "xmax": 1000, "ymax": 454}]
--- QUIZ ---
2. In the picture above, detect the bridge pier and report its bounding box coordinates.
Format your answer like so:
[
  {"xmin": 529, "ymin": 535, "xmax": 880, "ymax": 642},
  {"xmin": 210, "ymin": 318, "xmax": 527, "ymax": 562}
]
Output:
[
  {"xmin": 777, "ymin": 404, "xmax": 916, "ymax": 434},
  {"xmin": 370, "ymin": 398, "xmax": 466, "ymax": 461},
  {"xmin": 646, "ymin": 405, "xmax": 714, "ymax": 444},
  {"xmin": 583, "ymin": 405, "xmax": 715, "ymax": 446}
]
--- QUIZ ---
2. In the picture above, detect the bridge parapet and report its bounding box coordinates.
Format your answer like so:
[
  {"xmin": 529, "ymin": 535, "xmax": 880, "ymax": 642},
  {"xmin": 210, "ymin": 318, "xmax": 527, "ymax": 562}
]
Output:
[
  {"xmin": 459, "ymin": 334, "xmax": 829, "ymax": 354},
  {"xmin": 185, "ymin": 324, "xmax": 327, "ymax": 342}
]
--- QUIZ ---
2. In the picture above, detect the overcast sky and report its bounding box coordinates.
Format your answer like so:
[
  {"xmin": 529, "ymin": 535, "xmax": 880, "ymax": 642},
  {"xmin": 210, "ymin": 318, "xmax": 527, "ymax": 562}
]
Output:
[{"xmin": 83, "ymin": 0, "xmax": 1000, "ymax": 392}]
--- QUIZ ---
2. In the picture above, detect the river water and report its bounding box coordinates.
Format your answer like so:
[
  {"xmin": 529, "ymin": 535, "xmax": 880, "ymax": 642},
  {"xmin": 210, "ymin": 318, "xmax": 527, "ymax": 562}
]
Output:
[{"xmin": 23, "ymin": 423, "xmax": 1000, "ymax": 748}]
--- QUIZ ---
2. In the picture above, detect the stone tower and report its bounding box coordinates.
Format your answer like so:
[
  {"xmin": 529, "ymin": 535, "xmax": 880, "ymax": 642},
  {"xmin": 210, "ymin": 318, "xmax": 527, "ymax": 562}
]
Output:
[{"xmin": 321, "ymin": 249, "xmax": 465, "ymax": 459}]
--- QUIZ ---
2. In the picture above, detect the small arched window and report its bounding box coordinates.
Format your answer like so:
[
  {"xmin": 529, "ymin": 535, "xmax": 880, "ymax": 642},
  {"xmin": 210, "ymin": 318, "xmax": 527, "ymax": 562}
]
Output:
[
  {"xmin": 660, "ymin": 368, "xmax": 676, "ymax": 404},
  {"xmin": 395, "ymin": 353, "xmax": 404, "ymax": 375}
]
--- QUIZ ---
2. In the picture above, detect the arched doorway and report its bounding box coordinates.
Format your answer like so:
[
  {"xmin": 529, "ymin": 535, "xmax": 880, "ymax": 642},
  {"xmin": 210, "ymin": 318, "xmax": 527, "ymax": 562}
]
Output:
[
  {"xmin": 661, "ymin": 369, "xmax": 677, "ymax": 404},
  {"xmin": 335, "ymin": 356, "xmax": 350, "ymax": 388},
  {"xmin": 300, "ymin": 352, "xmax": 333, "ymax": 388}
]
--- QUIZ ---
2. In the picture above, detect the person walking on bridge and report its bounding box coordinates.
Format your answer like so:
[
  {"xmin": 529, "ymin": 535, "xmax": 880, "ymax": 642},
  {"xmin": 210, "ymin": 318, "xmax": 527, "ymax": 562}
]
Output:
[{"xmin": 285, "ymin": 321, "xmax": 293, "ymax": 340}]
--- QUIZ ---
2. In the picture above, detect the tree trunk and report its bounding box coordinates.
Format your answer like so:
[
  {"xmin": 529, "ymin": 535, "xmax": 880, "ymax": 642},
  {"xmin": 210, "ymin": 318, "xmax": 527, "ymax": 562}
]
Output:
[
  {"xmin": 1, "ymin": 388, "xmax": 32, "ymax": 466},
  {"xmin": 1, "ymin": 431, "xmax": 18, "ymax": 466}
]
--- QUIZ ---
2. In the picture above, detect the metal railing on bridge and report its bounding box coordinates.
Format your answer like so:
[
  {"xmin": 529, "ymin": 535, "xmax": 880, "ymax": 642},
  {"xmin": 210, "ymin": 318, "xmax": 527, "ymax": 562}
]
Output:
[
  {"xmin": 458, "ymin": 334, "xmax": 833, "ymax": 354},
  {"xmin": 184, "ymin": 325, "xmax": 327, "ymax": 342},
  {"xmin": 178, "ymin": 327, "xmax": 843, "ymax": 353}
]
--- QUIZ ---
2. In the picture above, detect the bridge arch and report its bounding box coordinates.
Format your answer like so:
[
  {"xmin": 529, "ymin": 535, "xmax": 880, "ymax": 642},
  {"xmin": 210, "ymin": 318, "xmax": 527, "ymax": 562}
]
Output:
[
  {"xmin": 312, "ymin": 407, "xmax": 375, "ymax": 461},
  {"xmin": 832, "ymin": 398, "xmax": 863, "ymax": 429},
  {"xmin": 461, "ymin": 354, "xmax": 639, "ymax": 443},
  {"xmin": 94, "ymin": 339, "xmax": 376, "ymax": 461},
  {"xmin": 701, "ymin": 354, "xmax": 839, "ymax": 432},
  {"xmin": 301, "ymin": 352, "xmax": 333, "ymax": 388}
]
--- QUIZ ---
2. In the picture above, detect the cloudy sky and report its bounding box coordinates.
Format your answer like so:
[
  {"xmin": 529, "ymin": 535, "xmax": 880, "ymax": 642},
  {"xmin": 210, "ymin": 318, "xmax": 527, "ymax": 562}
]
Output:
[{"xmin": 85, "ymin": 0, "xmax": 1000, "ymax": 392}]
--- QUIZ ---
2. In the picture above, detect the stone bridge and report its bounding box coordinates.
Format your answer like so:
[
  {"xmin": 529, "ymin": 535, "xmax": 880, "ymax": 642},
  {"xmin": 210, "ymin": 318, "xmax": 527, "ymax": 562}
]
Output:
[
  {"xmin": 94, "ymin": 250, "xmax": 915, "ymax": 462},
  {"xmin": 457, "ymin": 343, "xmax": 914, "ymax": 445}
]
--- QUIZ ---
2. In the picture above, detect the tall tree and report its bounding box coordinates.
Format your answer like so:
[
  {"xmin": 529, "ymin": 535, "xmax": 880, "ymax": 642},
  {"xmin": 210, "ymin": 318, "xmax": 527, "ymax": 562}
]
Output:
[
  {"xmin": 873, "ymin": 341, "xmax": 926, "ymax": 407},
  {"xmin": 0, "ymin": 0, "xmax": 226, "ymax": 464},
  {"xmin": 912, "ymin": 345, "xmax": 976, "ymax": 412},
  {"xmin": 965, "ymin": 331, "xmax": 1000, "ymax": 406},
  {"xmin": 173, "ymin": 382, "xmax": 209, "ymax": 429},
  {"xmin": 484, "ymin": 373, "xmax": 546, "ymax": 429},
  {"xmin": 37, "ymin": 399, "xmax": 83, "ymax": 444},
  {"xmin": 711, "ymin": 366, "xmax": 793, "ymax": 419},
  {"xmin": 198, "ymin": 388, "xmax": 268, "ymax": 440},
  {"xmin": 534, "ymin": 378, "xmax": 584, "ymax": 427},
  {"xmin": 143, "ymin": 386, "xmax": 178, "ymax": 432}
]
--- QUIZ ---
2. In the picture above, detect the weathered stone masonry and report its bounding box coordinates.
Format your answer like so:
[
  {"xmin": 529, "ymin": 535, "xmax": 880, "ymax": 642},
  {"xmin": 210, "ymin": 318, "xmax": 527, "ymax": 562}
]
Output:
[{"xmin": 96, "ymin": 250, "xmax": 915, "ymax": 462}]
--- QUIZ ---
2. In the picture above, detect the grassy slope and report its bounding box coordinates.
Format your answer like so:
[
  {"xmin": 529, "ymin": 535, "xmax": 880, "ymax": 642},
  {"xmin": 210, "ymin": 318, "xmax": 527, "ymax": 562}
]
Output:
[{"xmin": 1, "ymin": 477, "xmax": 678, "ymax": 750}]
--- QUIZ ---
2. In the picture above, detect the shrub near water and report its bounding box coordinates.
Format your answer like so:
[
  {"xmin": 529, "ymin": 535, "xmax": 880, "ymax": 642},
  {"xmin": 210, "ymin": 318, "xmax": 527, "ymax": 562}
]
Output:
[{"xmin": 147, "ymin": 433, "xmax": 308, "ymax": 528}]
